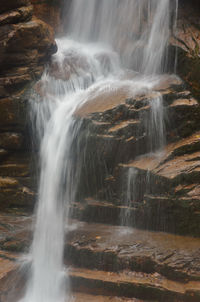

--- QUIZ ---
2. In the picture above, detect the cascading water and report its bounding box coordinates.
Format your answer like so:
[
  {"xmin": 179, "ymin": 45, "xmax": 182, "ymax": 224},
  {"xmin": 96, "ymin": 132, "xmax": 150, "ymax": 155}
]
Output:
[
  {"xmin": 148, "ymin": 95, "xmax": 166, "ymax": 152},
  {"xmin": 65, "ymin": 0, "xmax": 171, "ymax": 72},
  {"xmin": 121, "ymin": 167, "xmax": 138, "ymax": 227},
  {"xmin": 20, "ymin": 1, "xmax": 177, "ymax": 301}
]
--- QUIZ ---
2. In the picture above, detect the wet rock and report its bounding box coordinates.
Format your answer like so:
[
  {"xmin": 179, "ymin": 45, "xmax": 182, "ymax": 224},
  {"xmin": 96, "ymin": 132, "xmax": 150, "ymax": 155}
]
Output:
[
  {"xmin": 0, "ymin": 133, "xmax": 24, "ymax": 150},
  {"xmin": 0, "ymin": 256, "xmax": 19, "ymax": 302},
  {"xmin": 0, "ymin": 5, "xmax": 33, "ymax": 25},
  {"xmin": 96, "ymin": 132, "xmax": 200, "ymax": 236},
  {"xmin": 31, "ymin": 0, "xmax": 62, "ymax": 34},
  {"xmin": 71, "ymin": 293, "xmax": 147, "ymax": 302},
  {"xmin": 0, "ymin": 153, "xmax": 36, "ymax": 210},
  {"xmin": 0, "ymin": 97, "xmax": 28, "ymax": 131},
  {"xmin": 0, "ymin": 3, "xmax": 57, "ymax": 99},
  {"xmin": 71, "ymin": 76, "xmax": 200, "ymax": 210},
  {"xmin": 65, "ymin": 220, "xmax": 200, "ymax": 281},
  {"xmin": 72, "ymin": 81, "xmax": 200, "ymax": 235},
  {"xmin": 0, "ymin": 0, "xmax": 56, "ymax": 210},
  {"xmin": 48, "ymin": 50, "xmax": 91, "ymax": 81},
  {"xmin": 170, "ymin": 2, "xmax": 200, "ymax": 98},
  {"xmin": 1, "ymin": 214, "xmax": 200, "ymax": 301},
  {"xmin": 0, "ymin": 0, "xmax": 31, "ymax": 14}
]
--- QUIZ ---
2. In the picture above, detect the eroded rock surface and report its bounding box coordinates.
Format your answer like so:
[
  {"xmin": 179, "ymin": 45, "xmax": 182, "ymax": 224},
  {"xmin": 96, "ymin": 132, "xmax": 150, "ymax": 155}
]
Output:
[
  {"xmin": 69, "ymin": 74, "xmax": 200, "ymax": 236},
  {"xmin": 31, "ymin": 0, "xmax": 62, "ymax": 33},
  {"xmin": 1, "ymin": 214, "xmax": 200, "ymax": 301},
  {"xmin": 170, "ymin": 1, "xmax": 200, "ymax": 98},
  {"xmin": 0, "ymin": 0, "xmax": 56, "ymax": 210}
]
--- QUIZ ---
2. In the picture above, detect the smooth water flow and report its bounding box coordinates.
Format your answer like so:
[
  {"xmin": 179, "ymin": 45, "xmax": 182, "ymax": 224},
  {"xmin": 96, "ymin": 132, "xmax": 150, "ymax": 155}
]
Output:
[
  {"xmin": 121, "ymin": 167, "xmax": 138, "ymax": 226},
  {"xmin": 66, "ymin": 0, "xmax": 171, "ymax": 73},
  {"xmin": 20, "ymin": 1, "xmax": 177, "ymax": 301},
  {"xmin": 148, "ymin": 95, "xmax": 166, "ymax": 151}
]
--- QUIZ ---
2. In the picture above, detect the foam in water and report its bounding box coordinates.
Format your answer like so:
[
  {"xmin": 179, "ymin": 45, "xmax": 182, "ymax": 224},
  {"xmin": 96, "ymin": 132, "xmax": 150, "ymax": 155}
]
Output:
[{"xmin": 20, "ymin": 1, "xmax": 177, "ymax": 301}]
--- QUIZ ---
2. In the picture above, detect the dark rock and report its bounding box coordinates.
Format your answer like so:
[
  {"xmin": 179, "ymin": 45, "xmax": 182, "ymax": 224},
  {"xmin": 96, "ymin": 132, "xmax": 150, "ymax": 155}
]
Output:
[
  {"xmin": 0, "ymin": 5, "xmax": 33, "ymax": 25},
  {"xmin": 0, "ymin": 133, "xmax": 24, "ymax": 150},
  {"xmin": 0, "ymin": 0, "xmax": 31, "ymax": 14},
  {"xmin": 169, "ymin": 2, "xmax": 200, "ymax": 99},
  {"xmin": 0, "ymin": 0, "xmax": 56, "ymax": 210}
]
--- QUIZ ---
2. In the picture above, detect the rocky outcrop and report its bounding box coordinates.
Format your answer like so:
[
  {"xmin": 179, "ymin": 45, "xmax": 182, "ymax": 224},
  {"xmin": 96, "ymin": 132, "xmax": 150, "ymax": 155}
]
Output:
[
  {"xmin": 0, "ymin": 0, "xmax": 56, "ymax": 210},
  {"xmin": 31, "ymin": 0, "xmax": 62, "ymax": 34},
  {"xmin": 33, "ymin": 45, "xmax": 200, "ymax": 237},
  {"xmin": 70, "ymin": 75, "xmax": 200, "ymax": 237}
]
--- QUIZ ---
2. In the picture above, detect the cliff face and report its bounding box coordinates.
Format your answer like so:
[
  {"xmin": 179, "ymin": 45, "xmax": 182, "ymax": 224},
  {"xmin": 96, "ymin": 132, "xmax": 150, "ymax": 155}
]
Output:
[{"xmin": 0, "ymin": 0, "xmax": 56, "ymax": 210}]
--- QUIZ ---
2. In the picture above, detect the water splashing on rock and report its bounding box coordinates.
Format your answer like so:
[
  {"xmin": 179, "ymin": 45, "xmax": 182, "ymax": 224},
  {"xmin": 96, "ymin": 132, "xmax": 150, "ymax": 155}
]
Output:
[{"xmin": 20, "ymin": 1, "xmax": 177, "ymax": 301}]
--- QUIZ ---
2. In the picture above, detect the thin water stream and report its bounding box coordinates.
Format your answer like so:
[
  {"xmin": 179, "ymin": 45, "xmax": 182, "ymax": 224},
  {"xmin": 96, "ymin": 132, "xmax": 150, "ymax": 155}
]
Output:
[{"xmin": 20, "ymin": 1, "xmax": 178, "ymax": 301}]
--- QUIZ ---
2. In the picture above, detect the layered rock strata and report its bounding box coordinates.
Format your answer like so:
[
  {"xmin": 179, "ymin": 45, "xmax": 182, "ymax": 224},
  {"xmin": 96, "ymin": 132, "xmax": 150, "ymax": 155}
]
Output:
[
  {"xmin": 0, "ymin": 0, "xmax": 56, "ymax": 210},
  {"xmin": 70, "ymin": 75, "xmax": 200, "ymax": 237},
  {"xmin": 1, "ymin": 213, "xmax": 200, "ymax": 301},
  {"xmin": 31, "ymin": 0, "xmax": 62, "ymax": 33}
]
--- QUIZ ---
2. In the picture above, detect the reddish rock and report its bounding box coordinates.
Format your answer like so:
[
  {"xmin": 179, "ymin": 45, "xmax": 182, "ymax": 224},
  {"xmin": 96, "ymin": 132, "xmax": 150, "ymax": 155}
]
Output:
[
  {"xmin": 170, "ymin": 2, "xmax": 200, "ymax": 98},
  {"xmin": 0, "ymin": 5, "xmax": 33, "ymax": 25},
  {"xmin": 31, "ymin": 0, "xmax": 62, "ymax": 34},
  {"xmin": 0, "ymin": 4, "xmax": 57, "ymax": 97},
  {"xmin": 0, "ymin": 133, "xmax": 23, "ymax": 150},
  {"xmin": 0, "ymin": 97, "xmax": 27, "ymax": 130},
  {"xmin": 0, "ymin": 0, "xmax": 31, "ymax": 14},
  {"xmin": 0, "ymin": 0, "xmax": 57, "ymax": 210}
]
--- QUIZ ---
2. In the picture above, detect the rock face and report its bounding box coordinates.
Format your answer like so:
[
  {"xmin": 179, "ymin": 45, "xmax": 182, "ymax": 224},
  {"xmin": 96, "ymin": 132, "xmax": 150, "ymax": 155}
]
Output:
[
  {"xmin": 1, "ymin": 213, "xmax": 200, "ymax": 302},
  {"xmin": 0, "ymin": 2, "xmax": 200, "ymax": 302},
  {"xmin": 0, "ymin": 0, "xmax": 56, "ymax": 210},
  {"xmin": 31, "ymin": 0, "xmax": 62, "ymax": 33},
  {"xmin": 69, "ymin": 74, "xmax": 200, "ymax": 237},
  {"xmin": 170, "ymin": 1, "xmax": 200, "ymax": 99}
]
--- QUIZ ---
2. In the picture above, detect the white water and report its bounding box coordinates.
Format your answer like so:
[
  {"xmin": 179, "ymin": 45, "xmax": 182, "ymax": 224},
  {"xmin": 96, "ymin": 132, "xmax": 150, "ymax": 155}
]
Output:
[
  {"xmin": 148, "ymin": 95, "xmax": 166, "ymax": 152},
  {"xmin": 20, "ymin": 1, "xmax": 176, "ymax": 302},
  {"xmin": 66, "ymin": 0, "xmax": 171, "ymax": 73},
  {"xmin": 121, "ymin": 167, "xmax": 138, "ymax": 226}
]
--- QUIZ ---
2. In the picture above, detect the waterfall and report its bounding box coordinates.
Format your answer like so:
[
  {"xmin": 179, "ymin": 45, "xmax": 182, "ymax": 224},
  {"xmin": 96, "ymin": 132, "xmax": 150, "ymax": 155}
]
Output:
[
  {"xmin": 121, "ymin": 167, "xmax": 138, "ymax": 226},
  {"xmin": 20, "ymin": 1, "xmax": 176, "ymax": 301},
  {"xmin": 66, "ymin": 0, "xmax": 171, "ymax": 73},
  {"xmin": 148, "ymin": 95, "xmax": 166, "ymax": 152}
]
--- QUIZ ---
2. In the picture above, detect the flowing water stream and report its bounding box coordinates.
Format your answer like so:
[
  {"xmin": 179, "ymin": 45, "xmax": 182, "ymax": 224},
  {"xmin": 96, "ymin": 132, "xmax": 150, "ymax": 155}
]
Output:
[{"xmin": 20, "ymin": 1, "xmax": 178, "ymax": 301}]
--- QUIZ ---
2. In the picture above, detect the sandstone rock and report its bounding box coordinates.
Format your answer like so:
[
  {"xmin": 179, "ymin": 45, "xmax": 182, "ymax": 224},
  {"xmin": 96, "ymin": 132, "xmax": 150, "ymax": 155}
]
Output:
[
  {"xmin": 0, "ymin": 18, "xmax": 56, "ymax": 64},
  {"xmin": 0, "ymin": 5, "xmax": 33, "ymax": 25},
  {"xmin": 0, "ymin": 0, "xmax": 30, "ymax": 14},
  {"xmin": 1, "ymin": 214, "xmax": 200, "ymax": 301},
  {"xmin": 0, "ymin": 177, "xmax": 19, "ymax": 188},
  {"xmin": 69, "ymin": 76, "xmax": 200, "ymax": 236},
  {"xmin": 0, "ymin": 97, "xmax": 27, "ymax": 130},
  {"xmin": 31, "ymin": 0, "xmax": 62, "ymax": 34},
  {"xmin": 0, "ymin": 149, "xmax": 8, "ymax": 160},
  {"xmin": 170, "ymin": 2, "xmax": 200, "ymax": 98},
  {"xmin": 0, "ymin": 6, "xmax": 57, "ymax": 99},
  {"xmin": 0, "ymin": 1, "xmax": 56, "ymax": 211}
]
